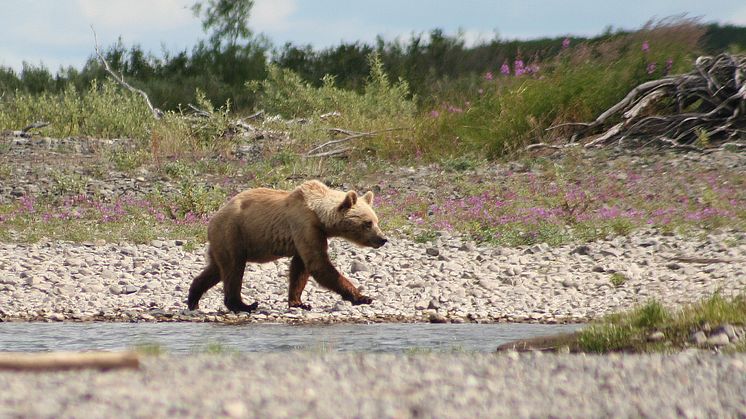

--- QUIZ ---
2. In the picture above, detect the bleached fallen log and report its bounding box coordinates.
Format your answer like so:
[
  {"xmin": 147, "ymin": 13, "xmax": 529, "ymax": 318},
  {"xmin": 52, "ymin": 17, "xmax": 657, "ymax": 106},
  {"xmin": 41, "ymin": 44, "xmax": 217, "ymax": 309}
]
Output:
[
  {"xmin": 547, "ymin": 53, "xmax": 746, "ymax": 150},
  {"xmin": 305, "ymin": 127, "xmax": 406, "ymax": 157},
  {"xmin": 0, "ymin": 351, "xmax": 140, "ymax": 371}
]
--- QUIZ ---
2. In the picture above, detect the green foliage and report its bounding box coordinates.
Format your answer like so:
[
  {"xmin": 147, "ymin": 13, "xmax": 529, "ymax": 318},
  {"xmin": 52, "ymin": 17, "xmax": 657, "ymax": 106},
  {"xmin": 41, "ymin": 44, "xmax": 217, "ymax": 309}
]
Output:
[
  {"xmin": 106, "ymin": 148, "xmax": 150, "ymax": 172},
  {"xmin": 49, "ymin": 170, "xmax": 88, "ymax": 197},
  {"xmin": 192, "ymin": 0, "xmax": 255, "ymax": 49},
  {"xmin": 609, "ymin": 272, "xmax": 628, "ymax": 287},
  {"xmin": 169, "ymin": 180, "xmax": 227, "ymax": 217},
  {"xmin": 0, "ymin": 80, "xmax": 153, "ymax": 139},
  {"xmin": 249, "ymin": 53, "xmax": 417, "ymax": 157},
  {"xmin": 132, "ymin": 342, "xmax": 167, "ymax": 356},
  {"xmin": 420, "ymin": 20, "xmax": 702, "ymax": 158},
  {"xmin": 251, "ymin": 53, "xmax": 415, "ymax": 120},
  {"xmin": 578, "ymin": 294, "xmax": 746, "ymax": 353}
]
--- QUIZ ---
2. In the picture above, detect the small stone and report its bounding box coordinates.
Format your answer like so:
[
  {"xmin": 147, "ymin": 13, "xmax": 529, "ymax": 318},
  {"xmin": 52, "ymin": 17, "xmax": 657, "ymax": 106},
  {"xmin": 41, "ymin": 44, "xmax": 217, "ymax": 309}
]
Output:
[
  {"xmin": 666, "ymin": 262, "xmax": 681, "ymax": 270},
  {"xmin": 49, "ymin": 313, "xmax": 65, "ymax": 321},
  {"xmin": 109, "ymin": 285, "xmax": 123, "ymax": 295},
  {"xmin": 478, "ymin": 279, "xmax": 500, "ymax": 290},
  {"xmin": 561, "ymin": 279, "xmax": 578, "ymax": 289},
  {"xmin": 350, "ymin": 260, "xmax": 369, "ymax": 273},
  {"xmin": 571, "ymin": 245, "xmax": 591, "ymax": 256},
  {"xmin": 414, "ymin": 299, "xmax": 429, "ymax": 310},
  {"xmin": 223, "ymin": 401, "xmax": 248, "ymax": 418},
  {"xmin": 123, "ymin": 285, "xmax": 138, "ymax": 294},
  {"xmin": 647, "ymin": 331, "xmax": 665, "ymax": 342},
  {"xmin": 427, "ymin": 298, "xmax": 440, "ymax": 310},
  {"xmin": 428, "ymin": 313, "xmax": 448, "ymax": 323},
  {"xmin": 592, "ymin": 266, "xmax": 605, "ymax": 273},
  {"xmin": 713, "ymin": 324, "xmax": 737, "ymax": 340},
  {"xmin": 426, "ymin": 247, "xmax": 440, "ymax": 256},
  {"xmin": 707, "ymin": 332, "xmax": 730, "ymax": 346},
  {"xmin": 690, "ymin": 331, "xmax": 707, "ymax": 345},
  {"xmin": 150, "ymin": 239, "xmax": 164, "ymax": 247},
  {"xmin": 459, "ymin": 242, "xmax": 476, "ymax": 252}
]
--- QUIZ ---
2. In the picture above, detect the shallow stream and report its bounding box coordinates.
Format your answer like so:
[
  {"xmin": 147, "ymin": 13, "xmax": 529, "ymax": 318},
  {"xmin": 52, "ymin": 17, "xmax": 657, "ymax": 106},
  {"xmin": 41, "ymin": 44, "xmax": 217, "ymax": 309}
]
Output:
[{"xmin": 0, "ymin": 322, "xmax": 582, "ymax": 353}]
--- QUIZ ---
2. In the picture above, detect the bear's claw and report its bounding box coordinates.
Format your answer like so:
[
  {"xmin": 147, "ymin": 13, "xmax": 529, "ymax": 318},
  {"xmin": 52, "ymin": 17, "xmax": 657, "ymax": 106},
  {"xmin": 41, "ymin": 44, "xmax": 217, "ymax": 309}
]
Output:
[
  {"xmin": 289, "ymin": 302, "xmax": 312, "ymax": 310},
  {"xmin": 225, "ymin": 300, "xmax": 259, "ymax": 313},
  {"xmin": 351, "ymin": 295, "xmax": 373, "ymax": 305}
]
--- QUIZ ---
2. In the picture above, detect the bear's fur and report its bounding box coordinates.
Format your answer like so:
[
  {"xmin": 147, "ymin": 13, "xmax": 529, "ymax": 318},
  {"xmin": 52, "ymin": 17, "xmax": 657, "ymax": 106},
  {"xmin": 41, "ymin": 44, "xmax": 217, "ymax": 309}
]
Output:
[{"xmin": 188, "ymin": 180, "xmax": 387, "ymax": 312}]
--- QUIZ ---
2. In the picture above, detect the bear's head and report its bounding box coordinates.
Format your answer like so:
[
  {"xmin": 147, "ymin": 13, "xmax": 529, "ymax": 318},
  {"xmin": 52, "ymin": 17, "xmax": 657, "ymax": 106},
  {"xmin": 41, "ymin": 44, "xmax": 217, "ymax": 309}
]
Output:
[
  {"xmin": 334, "ymin": 190, "xmax": 387, "ymax": 248},
  {"xmin": 300, "ymin": 180, "xmax": 387, "ymax": 248}
]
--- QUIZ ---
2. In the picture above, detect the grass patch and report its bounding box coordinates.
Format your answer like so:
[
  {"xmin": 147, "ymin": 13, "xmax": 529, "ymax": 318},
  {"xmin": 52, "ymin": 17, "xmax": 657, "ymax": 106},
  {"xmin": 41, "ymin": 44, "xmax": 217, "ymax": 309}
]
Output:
[
  {"xmin": 131, "ymin": 342, "xmax": 167, "ymax": 356},
  {"xmin": 576, "ymin": 294, "xmax": 746, "ymax": 353},
  {"xmin": 193, "ymin": 341, "xmax": 238, "ymax": 355},
  {"xmin": 610, "ymin": 273, "xmax": 628, "ymax": 287}
]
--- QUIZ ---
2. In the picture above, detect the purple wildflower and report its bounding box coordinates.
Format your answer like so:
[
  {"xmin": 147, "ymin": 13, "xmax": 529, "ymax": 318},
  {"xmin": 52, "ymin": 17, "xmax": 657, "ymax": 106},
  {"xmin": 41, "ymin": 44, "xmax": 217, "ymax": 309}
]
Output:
[
  {"xmin": 514, "ymin": 59, "xmax": 525, "ymax": 76},
  {"xmin": 647, "ymin": 62, "xmax": 657, "ymax": 75},
  {"xmin": 447, "ymin": 104, "xmax": 463, "ymax": 113},
  {"xmin": 429, "ymin": 110, "xmax": 440, "ymax": 118},
  {"xmin": 664, "ymin": 58, "xmax": 673, "ymax": 75},
  {"xmin": 484, "ymin": 71, "xmax": 494, "ymax": 81},
  {"xmin": 500, "ymin": 61, "xmax": 510, "ymax": 75},
  {"xmin": 642, "ymin": 41, "xmax": 649, "ymax": 52},
  {"xmin": 562, "ymin": 37, "xmax": 571, "ymax": 49}
]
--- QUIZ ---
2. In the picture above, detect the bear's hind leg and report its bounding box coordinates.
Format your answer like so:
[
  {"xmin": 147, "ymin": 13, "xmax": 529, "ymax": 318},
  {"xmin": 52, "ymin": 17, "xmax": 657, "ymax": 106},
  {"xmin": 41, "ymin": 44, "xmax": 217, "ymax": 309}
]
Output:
[
  {"xmin": 188, "ymin": 261, "xmax": 221, "ymax": 310},
  {"xmin": 288, "ymin": 255, "xmax": 311, "ymax": 310},
  {"xmin": 220, "ymin": 259, "xmax": 258, "ymax": 313}
]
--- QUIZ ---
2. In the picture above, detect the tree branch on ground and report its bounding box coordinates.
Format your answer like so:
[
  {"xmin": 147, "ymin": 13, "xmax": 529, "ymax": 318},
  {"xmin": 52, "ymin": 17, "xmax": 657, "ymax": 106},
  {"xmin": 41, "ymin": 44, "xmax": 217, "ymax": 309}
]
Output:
[
  {"xmin": 545, "ymin": 53, "xmax": 746, "ymax": 151},
  {"xmin": 305, "ymin": 127, "xmax": 406, "ymax": 158}
]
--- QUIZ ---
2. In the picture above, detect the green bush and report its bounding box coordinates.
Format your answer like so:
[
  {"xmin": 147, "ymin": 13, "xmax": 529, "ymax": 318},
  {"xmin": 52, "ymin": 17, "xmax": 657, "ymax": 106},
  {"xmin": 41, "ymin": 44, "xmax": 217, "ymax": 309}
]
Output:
[
  {"xmin": 249, "ymin": 53, "xmax": 418, "ymax": 158},
  {"xmin": 420, "ymin": 20, "xmax": 703, "ymax": 158},
  {"xmin": 0, "ymin": 80, "xmax": 154, "ymax": 139}
]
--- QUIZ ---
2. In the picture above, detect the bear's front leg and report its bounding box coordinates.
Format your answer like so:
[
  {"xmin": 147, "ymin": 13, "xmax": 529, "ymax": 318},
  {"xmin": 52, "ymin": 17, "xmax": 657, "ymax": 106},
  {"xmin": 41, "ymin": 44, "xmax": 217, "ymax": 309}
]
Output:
[
  {"xmin": 309, "ymin": 263, "xmax": 372, "ymax": 305},
  {"xmin": 288, "ymin": 255, "xmax": 312, "ymax": 310}
]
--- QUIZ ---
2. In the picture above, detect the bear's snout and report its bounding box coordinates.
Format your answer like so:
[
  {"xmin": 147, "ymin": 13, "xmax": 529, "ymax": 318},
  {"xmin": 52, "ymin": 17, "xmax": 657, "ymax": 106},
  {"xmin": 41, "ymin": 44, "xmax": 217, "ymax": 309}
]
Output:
[{"xmin": 372, "ymin": 237, "xmax": 388, "ymax": 248}]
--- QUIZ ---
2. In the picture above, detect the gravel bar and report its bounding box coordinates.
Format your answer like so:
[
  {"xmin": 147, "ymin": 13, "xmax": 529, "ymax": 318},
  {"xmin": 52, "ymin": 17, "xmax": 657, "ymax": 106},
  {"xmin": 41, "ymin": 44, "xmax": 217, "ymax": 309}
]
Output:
[
  {"xmin": 0, "ymin": 229, "xmax": 744, "ymax": 324},
  {"xmin": 1, "ymin": 352, "xmax": 745, "ymax": 418}
]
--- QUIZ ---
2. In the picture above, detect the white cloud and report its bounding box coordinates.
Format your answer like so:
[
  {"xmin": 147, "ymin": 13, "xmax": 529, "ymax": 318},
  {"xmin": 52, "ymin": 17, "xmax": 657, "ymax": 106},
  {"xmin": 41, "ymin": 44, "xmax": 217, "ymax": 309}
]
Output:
[
  {"xmin": 251, "ymin": 0, "xmax": 298, "ymax": 32},
  {"xmin": 77, "ymin": 0, "xmax": 194, "ymax": 31},
  {"xmin": 459, "ymin": 29, "xmax": 495, "ymax": 47}
]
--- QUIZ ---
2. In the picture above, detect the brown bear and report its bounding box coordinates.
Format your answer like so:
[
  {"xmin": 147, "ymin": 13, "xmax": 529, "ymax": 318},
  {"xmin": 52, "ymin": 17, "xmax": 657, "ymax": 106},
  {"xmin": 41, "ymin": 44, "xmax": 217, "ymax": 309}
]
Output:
[{"xmin": 188, "ymin": 180, "xmax": 387, "ymax": 312}]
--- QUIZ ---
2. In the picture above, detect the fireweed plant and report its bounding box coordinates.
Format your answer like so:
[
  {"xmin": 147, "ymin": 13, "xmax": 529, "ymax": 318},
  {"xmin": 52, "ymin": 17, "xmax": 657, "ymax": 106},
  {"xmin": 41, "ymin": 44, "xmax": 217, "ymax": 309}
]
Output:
[
  {"xmin": 374, "ymin": 155, "xmax": 745, "ymax": 246},
  {"xmin": 419, "ymin": 21, "xmax": 699, "ymax": 158}
]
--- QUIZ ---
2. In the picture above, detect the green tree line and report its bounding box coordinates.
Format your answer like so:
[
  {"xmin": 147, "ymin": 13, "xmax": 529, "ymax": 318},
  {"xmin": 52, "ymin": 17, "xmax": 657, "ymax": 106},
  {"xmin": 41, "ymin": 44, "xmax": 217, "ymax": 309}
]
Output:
[{"xmin": 1, "ymin": 10, "xmax": 745, "ymax": 113}]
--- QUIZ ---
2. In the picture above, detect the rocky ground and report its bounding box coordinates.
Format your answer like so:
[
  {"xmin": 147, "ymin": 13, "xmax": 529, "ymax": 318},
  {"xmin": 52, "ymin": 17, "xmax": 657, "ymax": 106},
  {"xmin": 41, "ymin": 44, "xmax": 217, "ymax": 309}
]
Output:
[
  {"xmin": 1, "ymin": 352, "xmax": 745, "ymax": 418},
  {"xmin": 1, "ymin": 135, "xmax": 745, "ymax": 418},
  {"xmin": 0, "ymin": 228, "xmax": 744, "ymax": 324},
  {"xmin": 0, "ymin": 135, "xmax": 745, "ymax": 324}
]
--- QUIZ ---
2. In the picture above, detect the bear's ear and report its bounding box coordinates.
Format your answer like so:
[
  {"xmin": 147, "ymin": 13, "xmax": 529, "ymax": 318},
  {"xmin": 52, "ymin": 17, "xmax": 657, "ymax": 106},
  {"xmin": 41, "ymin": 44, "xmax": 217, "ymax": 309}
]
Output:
[
  {"xmin": 339, "ymin": 191, "xmax": 358, "ymax": 212},
  {"xmin": 361, "ymin": 191, "xmax": 374, "ymax": 205}
]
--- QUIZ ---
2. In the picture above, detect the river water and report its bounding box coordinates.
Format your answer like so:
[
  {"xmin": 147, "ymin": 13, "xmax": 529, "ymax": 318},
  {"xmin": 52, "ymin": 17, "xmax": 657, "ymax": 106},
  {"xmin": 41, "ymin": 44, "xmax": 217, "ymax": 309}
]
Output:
[{"xmin": 0, "ymin": 322, "xmax": 582, "ymax": 353}]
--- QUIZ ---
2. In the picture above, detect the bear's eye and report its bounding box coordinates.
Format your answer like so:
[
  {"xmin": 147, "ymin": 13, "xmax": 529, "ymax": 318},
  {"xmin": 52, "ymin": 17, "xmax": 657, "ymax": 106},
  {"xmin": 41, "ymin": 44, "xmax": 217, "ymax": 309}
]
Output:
[{"xmin": 363, "ymin": 221, "xmax": 373, "ymax": 229}]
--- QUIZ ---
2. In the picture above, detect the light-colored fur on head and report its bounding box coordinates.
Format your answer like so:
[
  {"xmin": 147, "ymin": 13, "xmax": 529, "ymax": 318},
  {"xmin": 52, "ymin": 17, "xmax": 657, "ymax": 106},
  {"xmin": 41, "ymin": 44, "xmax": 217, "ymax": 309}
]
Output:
[{"xmin": 297, "ymin": 180, "xmax": 384, "ymax": 247}]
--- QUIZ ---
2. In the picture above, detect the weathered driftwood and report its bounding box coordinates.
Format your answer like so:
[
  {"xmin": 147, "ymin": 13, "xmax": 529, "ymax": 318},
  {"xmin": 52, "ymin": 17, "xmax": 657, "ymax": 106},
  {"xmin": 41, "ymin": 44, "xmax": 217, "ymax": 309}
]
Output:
[
  {"xmin": 305, "ymin": 127, "xmax": 406, "ymax": 158},
  {"xmin": 0, "ymin": 351, "xmax": 140, "ymax": 371},
  {"xmin": 547, "ymin": 53, "xmax": 746, "ymax": 150},
  {"xmin": 91, "ymin": 26, "xmax": 163, "ymax": 120}
]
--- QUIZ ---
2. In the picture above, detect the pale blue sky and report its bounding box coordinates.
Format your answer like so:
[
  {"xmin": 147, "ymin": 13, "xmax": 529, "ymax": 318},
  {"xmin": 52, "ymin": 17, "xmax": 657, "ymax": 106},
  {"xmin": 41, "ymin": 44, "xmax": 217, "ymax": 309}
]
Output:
[{"xmin": 1, "ymin": 0, "xmax": 745, "ymax": 72}]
